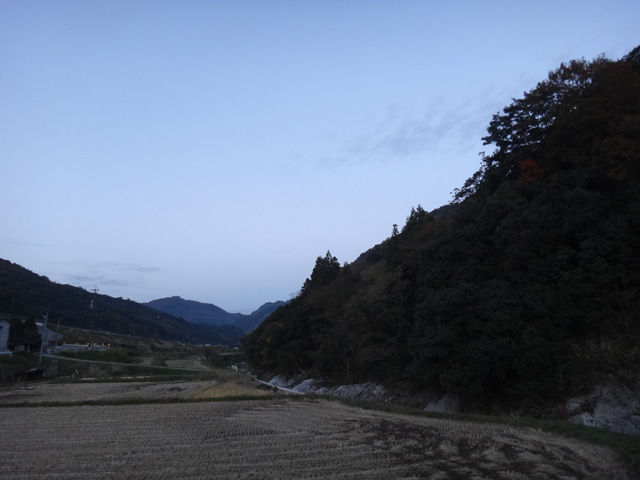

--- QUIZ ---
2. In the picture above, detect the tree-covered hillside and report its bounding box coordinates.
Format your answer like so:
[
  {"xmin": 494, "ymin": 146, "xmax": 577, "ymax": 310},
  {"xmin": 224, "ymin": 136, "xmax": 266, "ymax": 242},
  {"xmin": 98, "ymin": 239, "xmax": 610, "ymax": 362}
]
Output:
[
  {"xmin": 243, "ymin": 48, "xmax": 640, "ymax": 411},
  {"xmin": 0, "ymin": 259, "xmax": 244, "ymax": 345}
]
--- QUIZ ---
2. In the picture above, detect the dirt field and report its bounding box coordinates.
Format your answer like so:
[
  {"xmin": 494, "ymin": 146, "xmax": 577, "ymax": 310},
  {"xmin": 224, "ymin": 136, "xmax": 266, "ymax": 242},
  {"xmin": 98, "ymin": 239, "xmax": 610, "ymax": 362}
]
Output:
[
  {"xmin": 0, "ymin": 381, "xmax": 635, "ymax": 479},
  {"xmin": 0, "ymin": 378, "xmax": 266, "ymax": 404}
]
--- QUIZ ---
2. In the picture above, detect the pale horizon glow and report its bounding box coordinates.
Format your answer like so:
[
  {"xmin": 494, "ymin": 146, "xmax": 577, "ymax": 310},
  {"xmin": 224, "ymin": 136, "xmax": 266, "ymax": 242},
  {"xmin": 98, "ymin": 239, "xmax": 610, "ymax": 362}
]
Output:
[{"xmin": 2, "ymin": 1, "xmax": 638, "ymax": 313}]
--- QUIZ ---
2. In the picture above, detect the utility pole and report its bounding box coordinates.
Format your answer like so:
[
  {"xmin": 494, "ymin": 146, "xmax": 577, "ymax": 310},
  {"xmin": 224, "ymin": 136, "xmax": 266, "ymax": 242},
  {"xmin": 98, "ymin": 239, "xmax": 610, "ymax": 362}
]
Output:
[
  {"xmin": 38, "ymin": 307, "xmax": 49, "ymax": 364},
  {"xmin": 90, "ymin": 286, "xmax": 98, "ymax": 350}
]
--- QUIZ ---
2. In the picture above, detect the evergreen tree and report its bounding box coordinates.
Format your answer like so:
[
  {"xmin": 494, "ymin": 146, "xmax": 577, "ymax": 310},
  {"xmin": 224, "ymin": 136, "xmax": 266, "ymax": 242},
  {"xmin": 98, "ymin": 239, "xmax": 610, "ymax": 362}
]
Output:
[{"xmin": 301, "ymin": 251, "xmax": 341, "ymax": 295}]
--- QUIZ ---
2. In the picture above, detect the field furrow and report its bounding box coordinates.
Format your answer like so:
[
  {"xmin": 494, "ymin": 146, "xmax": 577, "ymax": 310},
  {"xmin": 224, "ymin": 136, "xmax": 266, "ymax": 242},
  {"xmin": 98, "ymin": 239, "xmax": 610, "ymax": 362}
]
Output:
[{"xmin": 0, "ymin": 394, "xmax": 634, "ymax": 479}]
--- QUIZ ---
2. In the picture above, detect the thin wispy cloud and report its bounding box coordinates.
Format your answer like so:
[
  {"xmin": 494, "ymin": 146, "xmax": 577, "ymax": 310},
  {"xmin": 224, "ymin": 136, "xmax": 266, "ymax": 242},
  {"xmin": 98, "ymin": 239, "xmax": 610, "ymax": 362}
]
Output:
[
  {"xmin": 62, "ymin": 261, "xmax": 164, "ymax": 293},
  {"xmin": 101, "ymin": 262, "xmax": 163, "ymax": 274},
  {"xmin": 64, "ymin": 274, "xmax": 129, "ymax": 289},
  {"xmin": 322, "ymin": 93, "xmax": 500, "ymax": 169},
  {"xmin": 0, "ymin": 238, "xmax": 49, "ymax": 249}
]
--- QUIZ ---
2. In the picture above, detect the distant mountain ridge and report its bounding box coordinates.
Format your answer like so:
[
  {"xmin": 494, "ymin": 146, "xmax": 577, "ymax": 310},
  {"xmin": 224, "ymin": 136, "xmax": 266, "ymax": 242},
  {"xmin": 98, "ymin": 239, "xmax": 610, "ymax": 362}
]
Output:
[
  {"xmin": 0, "ymin": 259, "xmax": 244, "ymax": 345},
  {"xmin": 146, "ymin": 296, "xmax": 285, "ymax": 333}
]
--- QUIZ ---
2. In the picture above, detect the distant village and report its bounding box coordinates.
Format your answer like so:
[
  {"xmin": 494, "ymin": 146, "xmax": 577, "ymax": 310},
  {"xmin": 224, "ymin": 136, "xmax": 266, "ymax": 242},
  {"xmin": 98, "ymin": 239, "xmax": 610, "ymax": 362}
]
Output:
[{"xmin": 0, "ymin": 313, "xmax": 109, "ymax": 356}]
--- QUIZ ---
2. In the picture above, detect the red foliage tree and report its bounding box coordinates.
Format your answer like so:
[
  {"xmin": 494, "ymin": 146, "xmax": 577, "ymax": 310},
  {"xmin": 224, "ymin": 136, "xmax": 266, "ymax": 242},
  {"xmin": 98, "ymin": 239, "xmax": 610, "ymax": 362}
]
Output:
[{"xmin": 518, "ymin": 157, "xmax": 544, "ymax": 183}]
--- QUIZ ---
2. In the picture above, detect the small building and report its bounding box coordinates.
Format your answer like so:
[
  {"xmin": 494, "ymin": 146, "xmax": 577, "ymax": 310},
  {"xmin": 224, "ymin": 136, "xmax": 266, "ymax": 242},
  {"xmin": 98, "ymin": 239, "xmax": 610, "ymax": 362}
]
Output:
[
  {"xmin": 0, "ymin": 313, "xmax": 43, "ymax": 353},
  {"xmin": 36, "ymin": 322, "xmax": 61, "ymax": 346},
  {"xmin": 8, "ymin": 337, "xmax": 36, "ymax": 353}
]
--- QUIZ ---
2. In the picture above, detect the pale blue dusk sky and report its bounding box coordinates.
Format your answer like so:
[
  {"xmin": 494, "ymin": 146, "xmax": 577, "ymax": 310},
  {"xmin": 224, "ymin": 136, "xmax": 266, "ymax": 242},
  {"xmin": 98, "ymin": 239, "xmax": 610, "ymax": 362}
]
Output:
[{"xmin": 1, "ymin": 1, "xmax": 638, "ymax": 312}]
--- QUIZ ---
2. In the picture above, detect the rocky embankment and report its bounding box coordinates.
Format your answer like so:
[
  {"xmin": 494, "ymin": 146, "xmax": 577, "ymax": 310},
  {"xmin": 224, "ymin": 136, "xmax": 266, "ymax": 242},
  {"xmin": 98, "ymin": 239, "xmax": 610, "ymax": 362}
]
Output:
[
  {"xmin": 264, "ymin": 375, "xmax": 387, "ymax": 401},
  {"xmin": 563, "ymin": 375, "xmax": 640, "ymax": 435},
  {"xmin": 260, "ymin": 374, "xmax": 640, "ymax": 435}
]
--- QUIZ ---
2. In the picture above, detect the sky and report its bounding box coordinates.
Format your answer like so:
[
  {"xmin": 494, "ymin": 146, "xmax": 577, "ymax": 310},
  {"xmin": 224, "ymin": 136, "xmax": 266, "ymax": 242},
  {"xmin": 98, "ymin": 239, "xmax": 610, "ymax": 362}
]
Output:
[{"xmin": 1, "ymin": 1, "xmax": 638, "ymax": 313}]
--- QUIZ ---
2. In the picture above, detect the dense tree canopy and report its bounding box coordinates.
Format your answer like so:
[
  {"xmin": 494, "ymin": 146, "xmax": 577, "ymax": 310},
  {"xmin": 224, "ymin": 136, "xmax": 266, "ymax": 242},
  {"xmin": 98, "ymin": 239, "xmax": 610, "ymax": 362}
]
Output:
[
  {"xmin": 244, "ymin": 48, "xmax": 640, "ymax": 412},
  {"xmin": 301, "ymin": 251, "xmax": 342, "ymax": 295}
]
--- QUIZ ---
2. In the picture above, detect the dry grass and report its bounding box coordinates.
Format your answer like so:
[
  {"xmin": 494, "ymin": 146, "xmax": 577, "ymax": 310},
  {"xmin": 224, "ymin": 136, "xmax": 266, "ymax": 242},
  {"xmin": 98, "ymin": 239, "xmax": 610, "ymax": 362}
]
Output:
[{"xmin": 191, "ymin": 380, "xmax": 269, "ymax": 399}]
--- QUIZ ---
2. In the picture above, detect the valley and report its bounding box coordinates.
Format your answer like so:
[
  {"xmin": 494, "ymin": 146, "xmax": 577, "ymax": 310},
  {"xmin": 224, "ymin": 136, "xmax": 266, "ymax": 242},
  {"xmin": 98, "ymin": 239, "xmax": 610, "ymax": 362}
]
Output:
[{"xmin": 1, "ymin": 329, "xmax": 638, "ymax": 478}]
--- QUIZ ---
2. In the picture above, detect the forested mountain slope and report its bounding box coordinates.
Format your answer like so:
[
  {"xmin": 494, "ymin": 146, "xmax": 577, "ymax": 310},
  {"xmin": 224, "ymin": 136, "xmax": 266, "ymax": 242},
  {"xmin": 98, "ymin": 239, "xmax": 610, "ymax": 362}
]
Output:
[
  {"xmin": 0, "ymin": 259, "xmax": 244, "ymax": 345},
  {"xmin": 243, "ymin": 48, "xmax": 640, "ymax": 411}
]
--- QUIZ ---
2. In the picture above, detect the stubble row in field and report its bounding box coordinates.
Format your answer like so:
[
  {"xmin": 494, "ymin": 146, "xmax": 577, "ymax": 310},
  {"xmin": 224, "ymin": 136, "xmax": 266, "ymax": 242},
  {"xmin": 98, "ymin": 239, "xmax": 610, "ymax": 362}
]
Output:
[{"xmin": 0, "ymin": 396, "xmax": 633, "ymax": 479}]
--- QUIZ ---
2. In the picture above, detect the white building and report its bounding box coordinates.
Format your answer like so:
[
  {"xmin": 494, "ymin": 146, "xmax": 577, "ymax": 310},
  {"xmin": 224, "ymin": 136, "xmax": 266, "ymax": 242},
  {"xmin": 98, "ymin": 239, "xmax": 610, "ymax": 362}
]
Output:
[{"xmin": 36, "ymin": 322, "xmax": 61, "ymax": 346}]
